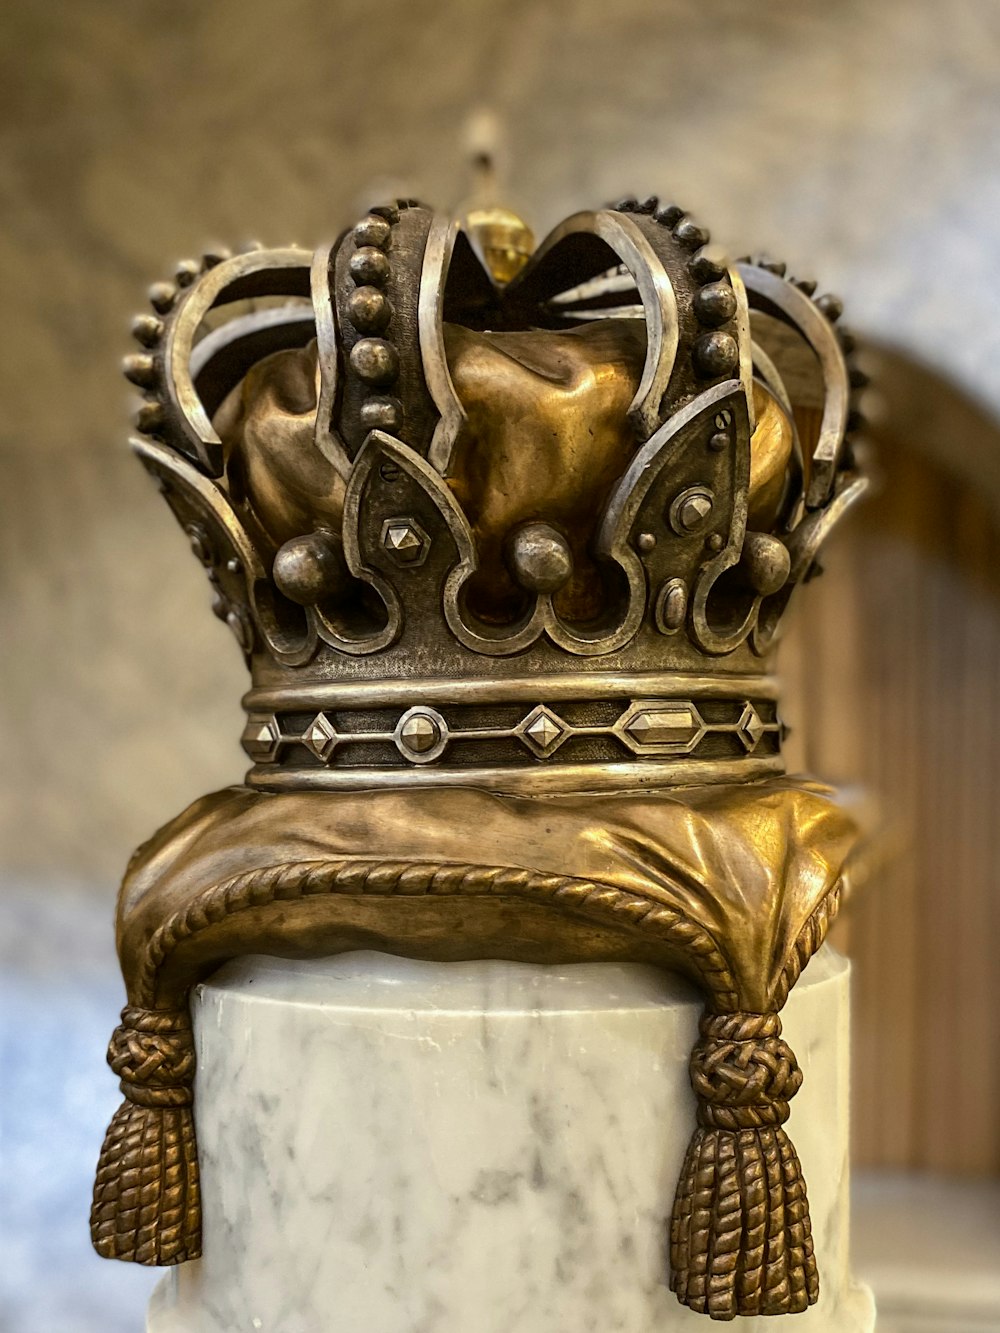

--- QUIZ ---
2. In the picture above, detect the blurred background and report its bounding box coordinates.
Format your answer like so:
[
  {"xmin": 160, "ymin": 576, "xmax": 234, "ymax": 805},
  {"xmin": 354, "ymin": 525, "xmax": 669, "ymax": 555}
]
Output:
[{"xmin": 2, "ymin": 1, "xmax": 999, "ymax": 1329}]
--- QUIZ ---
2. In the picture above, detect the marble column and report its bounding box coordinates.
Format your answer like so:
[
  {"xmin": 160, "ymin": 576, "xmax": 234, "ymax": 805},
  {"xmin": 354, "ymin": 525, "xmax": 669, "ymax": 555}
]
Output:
[{"xmin": 147, "ymin": 947, "xmax": 874, "ymax": 1333}]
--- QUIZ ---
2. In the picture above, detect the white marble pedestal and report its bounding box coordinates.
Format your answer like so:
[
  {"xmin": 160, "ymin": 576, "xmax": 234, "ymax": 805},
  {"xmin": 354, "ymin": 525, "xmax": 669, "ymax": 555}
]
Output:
[{"xmin": 147, "ymin": 947, "xmax": 874, "ymax": 1332}]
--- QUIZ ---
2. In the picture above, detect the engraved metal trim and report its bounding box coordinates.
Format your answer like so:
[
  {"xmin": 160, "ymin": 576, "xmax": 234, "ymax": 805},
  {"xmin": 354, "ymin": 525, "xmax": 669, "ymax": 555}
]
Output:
[
  {"xmin": 421, "ymin": 216, "xmax": 469, "ymax": 474},
  {"xmin": 164, "ymin": 246, "xmax": 313, "ymax": 475},
  {"xmin": 246, "ymin": 754, "xmax": 785, "ymax": 794},
  {"xmin": 311, "ymin": 241, "xmax": 351, "ymax": 481},
  {"xmin": 244, "ymin": 670, "xmax": 782, "ymax": 712},
  {"xmin": 737, "ymin": 263, "xmax": 851, "ymax": 508}
]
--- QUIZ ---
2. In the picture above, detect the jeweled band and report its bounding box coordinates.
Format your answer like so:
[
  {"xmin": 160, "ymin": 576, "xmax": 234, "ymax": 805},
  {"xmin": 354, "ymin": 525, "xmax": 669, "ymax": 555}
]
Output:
[{"xmin": 241, "ymin": 672, "xmax": 782, "ymax": 792}]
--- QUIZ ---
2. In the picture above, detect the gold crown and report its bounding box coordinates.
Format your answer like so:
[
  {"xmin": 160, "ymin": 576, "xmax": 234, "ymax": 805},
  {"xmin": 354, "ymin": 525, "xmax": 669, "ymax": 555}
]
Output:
[{"xmin": 124, "ymin": 195, "xmax": 866, "ymax": 794}]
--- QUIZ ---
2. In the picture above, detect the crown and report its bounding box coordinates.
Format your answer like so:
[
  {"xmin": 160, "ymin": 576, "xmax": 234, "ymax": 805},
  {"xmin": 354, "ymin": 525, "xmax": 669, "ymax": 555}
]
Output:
[{"xmin": 125, "ymin": 195, "xmax": 866, "ymax": 795}]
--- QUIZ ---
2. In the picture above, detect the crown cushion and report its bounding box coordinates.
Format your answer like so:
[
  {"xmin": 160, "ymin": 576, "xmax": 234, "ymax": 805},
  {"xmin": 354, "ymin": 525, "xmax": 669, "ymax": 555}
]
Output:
[{"xmin": 115, "ymin": 778, "xmax": 859, "ymax": 1017}]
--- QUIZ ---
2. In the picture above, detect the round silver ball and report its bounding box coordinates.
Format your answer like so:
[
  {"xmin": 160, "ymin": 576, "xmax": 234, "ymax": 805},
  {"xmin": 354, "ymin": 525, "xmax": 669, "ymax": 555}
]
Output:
[
  {"xmin": 741, "ymin": 531, "xmax": 791, "ymax": 596},
  {"xmin": 349, "ymin": 246, "xmax": 390, "ymax": 286},
  {"xmin": 350, "ymin": 337, "xmax": 399, "ymax": 386},
  {"xmin": 506, "ymin": 522, "xmax": 573, "ymax": 594},
  {"xmin": 354, "ymin": 215, "xmax": 392, "ymax": 249},
  {"xmin": 348, "ymin": 286, "xmax": 392, "ymax": 334},
  {"xmin": 694, "ymin": 281, "xmax": 737, "ymax": 327},
  {"xmin": 694, "ymin": 331, "xmax": 739, "ymax": 378},
  {"xmin": 273, "ymin": 531, "xmax": 344, "ymax": 606},
  {"xmin": 673, "ymin": 217, "xmax": 710, "ymax": 249},
  {"xmin": 359, "ymin": 395, "xmax": 403, "ymax": 433}
]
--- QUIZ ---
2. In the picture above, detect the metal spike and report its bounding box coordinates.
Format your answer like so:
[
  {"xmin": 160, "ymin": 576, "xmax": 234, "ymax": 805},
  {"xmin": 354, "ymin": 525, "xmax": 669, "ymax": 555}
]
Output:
[
  {"xmin": 175, "ymin": 259, "xmax": 200, "ymax": 287},
  {"xmin": 136, "ymin": 402, "xmax": 164, "ymax": 434},
  {"xmin": 148, "ymin": 281, "xmax": 177, "ymax": 314},
  {"xmin": 202, "ymin": 246, "xmax": 232, "ymax": 270},
  {"xmin": 123, "ymin": 354, "xmax": 156, "ymax": 388},
  {"xmin": 131, "ymin": 314, "xmax": 163, "ymax": 347},
  {"xmin": 816, "ymin": 292, "xmax": 844, "ymax": 322},
  {"xmin": 758, "ymin": 256, "xmax": 787, "ymax": 277}
]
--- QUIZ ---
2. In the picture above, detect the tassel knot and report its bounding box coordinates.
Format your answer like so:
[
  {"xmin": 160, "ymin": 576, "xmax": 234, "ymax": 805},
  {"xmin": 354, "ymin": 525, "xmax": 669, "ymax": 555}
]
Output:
[
  {"xmin": 108, "ymin": 1007, "xmax": 196, "ymax": 1105},
  {"xmin": 691, "ymin": 1011, "xmax": 802, "ymax": 1130}
]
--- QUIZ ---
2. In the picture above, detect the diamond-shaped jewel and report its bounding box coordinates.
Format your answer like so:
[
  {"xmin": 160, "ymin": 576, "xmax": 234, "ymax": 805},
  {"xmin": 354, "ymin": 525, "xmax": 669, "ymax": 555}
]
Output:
[
  {"xmin": 517, "ymin": 705, "xmax": 568, "ymax": 756},
  {"xmin": 737, "ymin": 702, "xmax": 766, "ymax": 752},
  {"xmin": 620, "ymin": 703, "xmax": 703, "ymax": 754},
  {"xmin": 241, "ymin": 714, "xmax": 280, "ymax": 762},
  {"xmin": 527, "ymin": 713, "xmax": 562, "ymax": 749},
  {"xmin": 302, "ymin": 712, "xmax": 338, "ymax": 761},
  {"xmin": 381, "ymin": 517, "xmax": 430, "ymax": 567}
]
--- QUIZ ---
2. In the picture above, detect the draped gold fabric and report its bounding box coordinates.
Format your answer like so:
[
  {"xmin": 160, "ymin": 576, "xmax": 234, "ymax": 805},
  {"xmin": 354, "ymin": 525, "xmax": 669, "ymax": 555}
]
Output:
[{"xmin": 117, "ymin": 777, "xmax": 859, "ymax": 1013}]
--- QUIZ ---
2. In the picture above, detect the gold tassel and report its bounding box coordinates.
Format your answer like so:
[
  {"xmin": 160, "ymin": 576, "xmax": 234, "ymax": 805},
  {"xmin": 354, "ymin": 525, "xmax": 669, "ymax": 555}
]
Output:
[
  {"xmin": 90, "ymin": 1007, "xmax": 201, "ymax": 1265},
  {"xmin": 670, "ymin": 1011, "xmax": 818, "ymax": 1320}
]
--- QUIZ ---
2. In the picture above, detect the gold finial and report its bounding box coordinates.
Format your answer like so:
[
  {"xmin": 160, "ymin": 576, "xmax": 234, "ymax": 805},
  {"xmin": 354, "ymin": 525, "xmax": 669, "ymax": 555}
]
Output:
[{"xmin": 456, "ymin": 119, "xmax": 534, "ymax": 284}]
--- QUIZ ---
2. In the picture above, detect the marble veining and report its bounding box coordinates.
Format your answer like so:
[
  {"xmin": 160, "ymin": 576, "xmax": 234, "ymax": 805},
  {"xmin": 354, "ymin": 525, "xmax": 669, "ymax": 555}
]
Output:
[{"xmin": 148, "ymin": 947, "xmax": 874, "ymax": 1333}]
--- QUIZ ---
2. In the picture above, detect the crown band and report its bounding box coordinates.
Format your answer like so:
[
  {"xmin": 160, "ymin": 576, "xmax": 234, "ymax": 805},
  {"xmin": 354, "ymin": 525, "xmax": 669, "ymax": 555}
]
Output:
[{"xmin": 241, "ymin": 686, "xmax": 782, "ymax": 795}]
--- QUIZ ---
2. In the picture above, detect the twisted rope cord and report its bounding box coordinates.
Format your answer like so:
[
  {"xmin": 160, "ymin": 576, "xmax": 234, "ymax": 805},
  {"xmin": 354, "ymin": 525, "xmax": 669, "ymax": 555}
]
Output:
[
  {"xmin": 771, "ymin": 875, "xmax": 845, "ymax": 1011},
  {"xmin": 134, "ymin": 856, "xmax": 738, "ymax": 1009}
]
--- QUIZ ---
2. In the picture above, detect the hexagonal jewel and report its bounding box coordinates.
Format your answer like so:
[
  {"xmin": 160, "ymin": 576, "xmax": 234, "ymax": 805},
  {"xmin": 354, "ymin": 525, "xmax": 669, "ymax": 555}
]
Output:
[
  {"xmin": 240, "ymin": 714, "xmax": 280, "ymax": 762},
  {"xmin": 302, "ymin": 712, "xmax": 338, "ymax": 761},
  {"xmin": 516, "ymin": 705, "xmax": 569, "ymax": 757},
  {"xmin": 620, "ymin": 703, "xmax": 703, "ymax": 755},
  {"xmin": 380, "ymin": 517, "xmax": 430, "ymax": 567},
  {"xmin": 737, "ymin": 702, "xmax": 766, "ymax": 752}
]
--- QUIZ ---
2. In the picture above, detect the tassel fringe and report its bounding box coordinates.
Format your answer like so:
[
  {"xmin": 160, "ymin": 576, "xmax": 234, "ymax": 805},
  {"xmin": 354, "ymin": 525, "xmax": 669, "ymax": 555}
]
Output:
[
  {"xmin": 670, "ymin": 1011, "xmax": 818, "ymax": 1319},
  {"xmin": 90, "ymin": 1008, "xmax": 201, "ymax": 1265}
]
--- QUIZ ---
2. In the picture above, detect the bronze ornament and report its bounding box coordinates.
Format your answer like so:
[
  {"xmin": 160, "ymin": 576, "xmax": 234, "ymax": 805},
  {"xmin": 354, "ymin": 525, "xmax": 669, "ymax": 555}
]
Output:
[{"xmin": 95, "ymin": 194, "xmax": 867, "ymax": 1320}]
